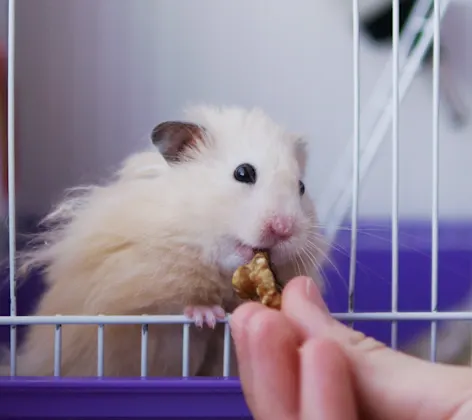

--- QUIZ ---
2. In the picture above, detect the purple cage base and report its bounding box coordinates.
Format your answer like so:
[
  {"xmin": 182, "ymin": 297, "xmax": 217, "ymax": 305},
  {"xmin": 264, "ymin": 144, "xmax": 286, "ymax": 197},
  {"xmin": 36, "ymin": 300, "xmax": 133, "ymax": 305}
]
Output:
[
  {"xmin": 1, "ymin": 218, "xmax": 471, "ymax": 418},
  {"xmin": 0, "ymin": 377, "xmax": 250, "ymax": 419}
]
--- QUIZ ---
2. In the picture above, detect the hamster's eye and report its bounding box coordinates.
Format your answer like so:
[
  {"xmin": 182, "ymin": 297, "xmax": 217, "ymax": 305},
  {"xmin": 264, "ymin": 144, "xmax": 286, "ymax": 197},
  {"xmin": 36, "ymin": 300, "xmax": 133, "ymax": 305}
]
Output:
[
  {"xmin": 299, "ymin": 180, "xmax": 305, "ymax": 196},
  {"xmin": 234, "ymin": 163, "xmax": 257, "ymax": 184}
]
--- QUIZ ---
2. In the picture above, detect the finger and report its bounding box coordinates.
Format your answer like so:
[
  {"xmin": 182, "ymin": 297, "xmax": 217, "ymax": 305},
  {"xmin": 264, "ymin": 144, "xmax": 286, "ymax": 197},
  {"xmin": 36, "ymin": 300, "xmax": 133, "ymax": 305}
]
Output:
[
  {"xmin": 246, "ymin": 308, "xmax": 302, "ymax": 420},
  {"xmin": 232, "ymin": 303, "xmax": 302, "ymax": 420},
  {"xmin": 300, "ymin": 339, "xmax": 358, "ymax": 420},
  {"xmin": 230, "ymin": 302, "xmax": 266, "ymax": 412},
  {"xmin": 283, "ymin": 276, "xmax": 472, "ymax": 419},
  {"xmin": 282, "ymin": 277, "xmax": 366, "ymax": 348}
]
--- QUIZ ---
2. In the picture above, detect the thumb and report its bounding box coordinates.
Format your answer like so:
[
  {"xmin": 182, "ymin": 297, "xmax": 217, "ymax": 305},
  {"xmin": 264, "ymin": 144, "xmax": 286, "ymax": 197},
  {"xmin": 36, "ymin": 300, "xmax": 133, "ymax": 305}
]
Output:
[{"xmin": 282, "ymin": 277, "xmax": 472, "ymax": 420}]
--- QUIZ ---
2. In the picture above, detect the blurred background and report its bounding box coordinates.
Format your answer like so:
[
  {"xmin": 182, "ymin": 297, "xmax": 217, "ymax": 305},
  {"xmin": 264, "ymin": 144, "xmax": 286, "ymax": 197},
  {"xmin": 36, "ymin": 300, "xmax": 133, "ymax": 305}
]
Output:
[
  {"xmin": 0, "ymin": 0, "xmax": 470, "ymax": 219},
  {"xmin": 0, "ymin": 0, "xmax": 471, "ymax": 350}
]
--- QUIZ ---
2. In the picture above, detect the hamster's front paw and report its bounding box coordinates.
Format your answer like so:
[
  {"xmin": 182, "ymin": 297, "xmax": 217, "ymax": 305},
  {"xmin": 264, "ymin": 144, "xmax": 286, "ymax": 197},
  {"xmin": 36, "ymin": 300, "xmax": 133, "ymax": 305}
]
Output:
[{"xmin": 184, "ymin": 305, "xmax": 226, "ymax": 329}]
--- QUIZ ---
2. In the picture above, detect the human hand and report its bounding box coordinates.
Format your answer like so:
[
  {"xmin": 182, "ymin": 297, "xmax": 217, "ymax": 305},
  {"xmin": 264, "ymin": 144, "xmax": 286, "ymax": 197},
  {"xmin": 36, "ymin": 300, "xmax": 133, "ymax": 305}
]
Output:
[{"xmin": 230, "ymin": 276, "xmax": 472, "ymax": 420}]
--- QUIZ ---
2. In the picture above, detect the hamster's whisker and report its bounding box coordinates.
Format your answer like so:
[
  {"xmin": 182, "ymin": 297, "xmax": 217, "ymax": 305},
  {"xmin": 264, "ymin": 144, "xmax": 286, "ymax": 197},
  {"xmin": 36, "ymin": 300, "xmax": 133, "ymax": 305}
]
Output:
[
  {"xmin": 289, "ymin": 254, "xmax": 300, "ymax": 278},
  {"xmin": 299, "ymin": 245, "xmax": 329, "ymax": 286},
  {"xmin": 304, "ymin": 240, "xmax": 340, "ymax": 280},
  {"xmin": 299, "ymin": 243, "xmax": 321, "ymax": 273},
  {"xmin": 296, "ymin": 249, "xmax": 309, "ymax": 279},
  {"xmin": 305, "ymin": 237, "xmax": 334, "ymax": 265},
  {"xmin": 305, "ymin": 231, "xmax": 344, "ymax": 257},
  {"xmin": 288, "ymin": 245, "xmax": 302, "ymax": 278}
]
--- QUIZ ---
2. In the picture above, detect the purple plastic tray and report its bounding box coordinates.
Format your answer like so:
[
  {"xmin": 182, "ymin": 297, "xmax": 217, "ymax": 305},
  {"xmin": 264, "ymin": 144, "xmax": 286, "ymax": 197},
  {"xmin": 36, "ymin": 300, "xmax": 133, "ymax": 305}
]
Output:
[
  {"xmin": 0, "ymin": 377, "xmax": 250, "ymax": 418},
  {"xmin": 1, "ymin": 218, "xmax": 471, "ymax": 418}
]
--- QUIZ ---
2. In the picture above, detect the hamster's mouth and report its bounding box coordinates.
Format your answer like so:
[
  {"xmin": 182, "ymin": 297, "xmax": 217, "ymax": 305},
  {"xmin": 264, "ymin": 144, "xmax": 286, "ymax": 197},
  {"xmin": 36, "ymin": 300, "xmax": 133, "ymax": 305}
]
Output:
[
  {"xmin": 233, "ymin": 242, "xmax": 282, "ymax": 288},
  {"xmin": 235, "ymin": 241, "xmax": 270, "ymax": 261}
]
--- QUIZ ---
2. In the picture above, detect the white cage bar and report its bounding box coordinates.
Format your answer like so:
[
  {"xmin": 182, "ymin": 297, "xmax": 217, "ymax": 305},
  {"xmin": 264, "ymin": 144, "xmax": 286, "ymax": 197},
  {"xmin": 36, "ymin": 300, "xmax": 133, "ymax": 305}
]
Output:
[
  {"xmin": 391, "ymin": 0, "xmax": 400, "ymax": 351},
  {"xmin": 348, "ymin": 0, "xmax": 360, "ymax": 326},
  {"xmin": 430, "ymin": 0, "xmax": 441, "ymax": 363},
  {"xmin": 140, "ymin": 323, "xmax": 148, "ymax": 377},
  {"xmin": 7, "ymin": 0, "xmax": 17, "ymax": 377},
  {"xmin": 2, "ymin": 311, "xmax": 472, "ymax": 325},
  {"xmin": 97, "ymin": 321, "xmax": 105, "ymax": 376},
  {"xmin": 53, "ymin": 320, "xmax": 62, "ymax": 376},
  {"xmin": 223, "ymin": 322, "xmax": 231, "ymax": 377},
  {"xmin": 182, "ymin": 323, "xmax": 190, "ymax": 377}
]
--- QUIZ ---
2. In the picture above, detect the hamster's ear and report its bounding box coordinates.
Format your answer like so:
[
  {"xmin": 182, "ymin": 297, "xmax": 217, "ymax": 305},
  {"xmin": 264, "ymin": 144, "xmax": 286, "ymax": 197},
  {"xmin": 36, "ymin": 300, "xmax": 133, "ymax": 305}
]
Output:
[{"xmin": 151, "ymin": 121, "xmax": 206, "ymax": 162}]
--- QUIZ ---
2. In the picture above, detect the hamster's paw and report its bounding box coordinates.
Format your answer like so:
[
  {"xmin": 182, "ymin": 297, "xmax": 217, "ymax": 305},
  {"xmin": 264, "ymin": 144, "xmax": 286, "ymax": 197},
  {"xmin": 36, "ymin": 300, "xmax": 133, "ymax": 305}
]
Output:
[{"xmin": 184, "ymin": 305, "xmax": 226, "ymax": 329}]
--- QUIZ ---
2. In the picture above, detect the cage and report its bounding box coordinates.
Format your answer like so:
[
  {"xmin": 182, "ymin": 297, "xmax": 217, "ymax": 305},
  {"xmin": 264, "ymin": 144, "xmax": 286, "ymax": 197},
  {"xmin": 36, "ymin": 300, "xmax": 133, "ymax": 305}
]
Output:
[{"xmin": 0, "ymin": 0, "xmax": 471, "ymax": 418}]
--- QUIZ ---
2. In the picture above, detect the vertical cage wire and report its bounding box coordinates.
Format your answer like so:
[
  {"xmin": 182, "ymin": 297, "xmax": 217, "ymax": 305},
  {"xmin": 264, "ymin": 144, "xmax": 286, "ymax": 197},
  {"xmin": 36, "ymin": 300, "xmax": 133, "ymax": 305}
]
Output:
[
  {"xmin": 182, "ymin": 323, "xmax": 190, "ymax": 377},
  {"xmin": 391, "ymin": 0, "xmax": 400, "ymax": 350},
  {"xmin": 348, "ymin": 0, "xmax": 360, "ymax": 326},
  {"xmin": 7, "ymin": 0, "xmax": 16, "ymax": 376},
  {"xmin": 97, "ymin": 322, "xmax": 104, "ymax": 377},
  {"xmin": 54, "ymin": 321, "xmax": 62, "ymax": 377},
  {"xmin": 430, "ymin": 0, "xmax": 441, "ymax": 363},
  {"xmin": 323, "ymin": 0, "xmax": 450, "ymax": 243},
  {"xmin": 140, "ymin": 323, "xmax": 148, "ymax": 377},
  {"xmin": 222, "ymin": 321, "xmax": 231, "ymax": 377}
]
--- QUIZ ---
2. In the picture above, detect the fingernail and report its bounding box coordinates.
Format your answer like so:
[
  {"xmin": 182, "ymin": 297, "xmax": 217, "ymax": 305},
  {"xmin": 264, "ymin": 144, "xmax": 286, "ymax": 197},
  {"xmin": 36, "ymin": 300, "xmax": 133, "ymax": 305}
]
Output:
[
  {"xmin": 305, "ymin": 277, "xmax": 329, "ymax": 312},
  {"xmin": 305, "ymin": 277, "xmax": 318, "ymax": 302}
]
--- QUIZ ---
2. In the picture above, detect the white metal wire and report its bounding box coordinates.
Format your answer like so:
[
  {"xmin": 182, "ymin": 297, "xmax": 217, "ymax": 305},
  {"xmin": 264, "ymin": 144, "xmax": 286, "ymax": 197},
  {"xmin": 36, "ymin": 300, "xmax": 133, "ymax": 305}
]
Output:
[
  {"xmin": 7, "ymin": 0, "xmax": 16, "ymax": 377},
  {"xmin": 97, "ymin": 322, "xmax": 104, "ymax": 377},
  {"xmin": 0, "ymin": 315, "xmax": 229, "ymax": 325},
  {"xmin": 348, "ymin": 0, "xmax": 360, "ymax": 324},
  {"xmin": 223, "ymin": 322, "xmax": 231, "ymax": 377},
  {"xmin": 335, "ymin": 312, "xmax": 472, "ymax": 322},
  {"xmin": 2, "ymin": 311, "xmax": 472, "ymax": 324},
  {"xmin": 54, "ymin": 321, "xmax": 62, "ymax": 377},
  {"xmin": 391, "ymin": 0, "xmax": 400, "ymax": 351},
  {"xmin": 140, "ymin": 324, "xmax": 148, "ymax": 377},
  {"xmin": 430, "ymin": 0, "xmax": 441, "ymax": 363},
  {"xmin": 182, "ymin": 323, "xmax": 190, "ymax": 377}
]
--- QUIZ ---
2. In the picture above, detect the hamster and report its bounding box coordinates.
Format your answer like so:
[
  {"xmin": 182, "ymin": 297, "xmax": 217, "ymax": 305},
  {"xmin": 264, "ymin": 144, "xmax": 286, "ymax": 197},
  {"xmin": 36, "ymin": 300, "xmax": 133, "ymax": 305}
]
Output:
[{"xmin": 1, "ymin": 105, "xmax": 326, "ymax": 377}]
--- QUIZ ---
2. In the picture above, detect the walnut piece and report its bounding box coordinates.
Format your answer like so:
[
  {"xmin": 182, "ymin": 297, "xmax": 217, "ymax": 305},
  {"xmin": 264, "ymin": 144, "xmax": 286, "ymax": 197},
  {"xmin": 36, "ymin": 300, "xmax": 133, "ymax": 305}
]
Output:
[{"xmin": 232, "ymin": 251, "xmax": 282, "ymax": 310}]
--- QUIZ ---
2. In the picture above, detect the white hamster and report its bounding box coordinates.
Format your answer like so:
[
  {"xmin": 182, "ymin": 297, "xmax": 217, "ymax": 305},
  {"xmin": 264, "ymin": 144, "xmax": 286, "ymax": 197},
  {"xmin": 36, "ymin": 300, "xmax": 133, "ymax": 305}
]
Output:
[{"xmin": 1, "ymin": 105, "xmax": 326, "ymax": 377}]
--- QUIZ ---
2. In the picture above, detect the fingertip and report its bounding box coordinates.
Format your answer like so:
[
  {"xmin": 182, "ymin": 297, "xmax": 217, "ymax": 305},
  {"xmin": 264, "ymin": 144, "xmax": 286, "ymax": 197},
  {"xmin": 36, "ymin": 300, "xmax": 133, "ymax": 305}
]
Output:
[
  {"xmin": 281, "ymin": 276, "xmax": 309, "ymax": 308},
  {"xmin": 233, "ymin": 302, "xmax": 295, "ymax": 348},
  {"xmin": 244, "ymin": 305, "xmax": 302, "ymax": 418},
  {"xmin": 246, "ymin": 304, "xmax": 285, "ymax": 338},
  {"xmin": 231, "ymin": 301, "xmax": 265, "ymax": 321},
  {"xmin": 230, "ymin": 301, "xmax": 265, "ymax": 341},
  {"xmin": 283, "ymin": 275, "xmax": 312, "ymax": 292},
  {"xmin": 281, "ymin": 277, "xmax": 346, "ymax": 344},
  {"xmin": 283, "ymin": 276, "xmax": 328, "ymax": 311}
]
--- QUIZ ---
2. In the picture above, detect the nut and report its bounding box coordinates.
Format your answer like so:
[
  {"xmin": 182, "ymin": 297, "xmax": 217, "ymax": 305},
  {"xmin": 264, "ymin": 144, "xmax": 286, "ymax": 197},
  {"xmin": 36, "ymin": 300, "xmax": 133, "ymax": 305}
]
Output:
[{"xmin": 232, "ymin": 251, "xmax": 282, "ymax": 310}]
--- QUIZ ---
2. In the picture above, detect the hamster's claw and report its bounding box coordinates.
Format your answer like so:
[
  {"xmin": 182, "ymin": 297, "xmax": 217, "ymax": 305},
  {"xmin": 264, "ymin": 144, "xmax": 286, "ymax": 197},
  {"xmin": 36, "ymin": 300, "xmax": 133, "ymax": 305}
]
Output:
[{"xmin": 184, "ymin": 305, "xmax": 226, "ymax": 329}]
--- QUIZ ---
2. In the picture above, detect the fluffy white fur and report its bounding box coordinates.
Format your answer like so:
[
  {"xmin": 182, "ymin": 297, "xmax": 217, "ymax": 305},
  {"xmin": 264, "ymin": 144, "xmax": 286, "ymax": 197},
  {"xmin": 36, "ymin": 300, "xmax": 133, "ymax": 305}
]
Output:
[{"xmin": 1, "ymin": 105, "xmax": 326, "ymax": 377}]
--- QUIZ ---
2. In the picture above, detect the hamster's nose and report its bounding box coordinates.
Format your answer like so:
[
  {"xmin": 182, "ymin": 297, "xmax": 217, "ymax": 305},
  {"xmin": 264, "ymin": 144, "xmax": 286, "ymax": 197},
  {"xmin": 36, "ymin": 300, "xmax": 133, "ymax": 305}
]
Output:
[{"xmin": 263, "ymin": 215, "xmax": 295, "ymax": 244}]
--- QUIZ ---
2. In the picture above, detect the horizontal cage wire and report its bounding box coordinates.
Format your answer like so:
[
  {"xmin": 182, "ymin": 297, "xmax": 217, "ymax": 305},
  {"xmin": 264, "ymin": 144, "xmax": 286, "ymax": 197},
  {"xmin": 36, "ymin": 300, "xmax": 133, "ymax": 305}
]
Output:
[{"xmin": 0, "ymin": 0, "xmax": 467, "ymax": 418}]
